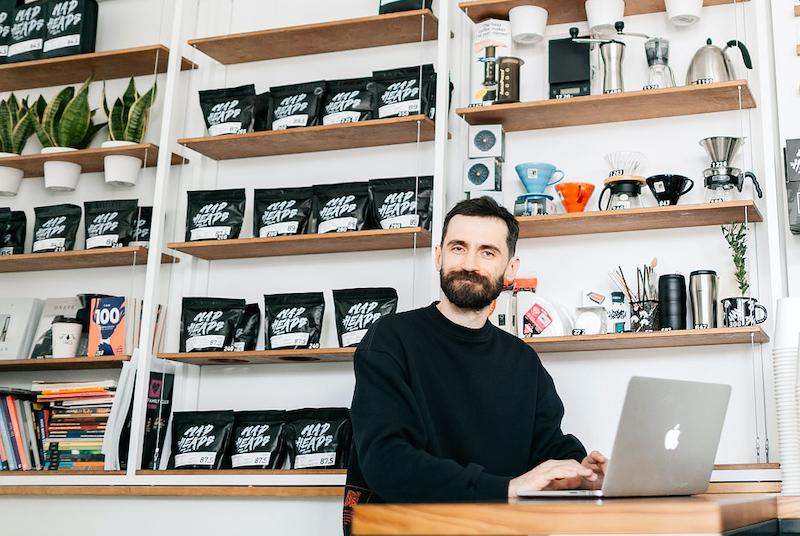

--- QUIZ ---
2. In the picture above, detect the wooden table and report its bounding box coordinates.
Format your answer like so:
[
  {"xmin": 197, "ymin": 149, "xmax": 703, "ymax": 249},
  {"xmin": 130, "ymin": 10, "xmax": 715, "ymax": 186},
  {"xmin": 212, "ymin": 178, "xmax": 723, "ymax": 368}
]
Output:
[{"xmin": 353, "ymin": 494, "xmax": 779, "ymax": 535}]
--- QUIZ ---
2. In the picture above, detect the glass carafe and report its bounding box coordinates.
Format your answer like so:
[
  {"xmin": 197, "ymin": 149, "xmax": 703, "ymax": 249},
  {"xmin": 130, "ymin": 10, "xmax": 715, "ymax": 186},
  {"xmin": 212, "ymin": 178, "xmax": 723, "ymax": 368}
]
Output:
[
  {"xmin": 705, "ymin": 182, "xmax": 739, "ymax": 204},
  {"xmin": 645, "ymin": 38, "xmax": 675, "ymax": 89}
]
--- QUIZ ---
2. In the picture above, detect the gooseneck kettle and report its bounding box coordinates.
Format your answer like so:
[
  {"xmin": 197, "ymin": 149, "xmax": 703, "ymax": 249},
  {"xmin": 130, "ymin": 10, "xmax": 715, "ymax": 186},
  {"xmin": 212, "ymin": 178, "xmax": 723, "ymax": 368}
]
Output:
[{"xmin": 686, "ymin": 38, "xmax": 753, "ymax": 85}]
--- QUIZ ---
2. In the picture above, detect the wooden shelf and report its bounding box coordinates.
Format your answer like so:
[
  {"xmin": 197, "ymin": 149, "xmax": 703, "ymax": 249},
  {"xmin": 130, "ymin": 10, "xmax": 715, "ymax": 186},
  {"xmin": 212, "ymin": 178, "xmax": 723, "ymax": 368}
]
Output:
[
  {"xmin": 189, "ymin": 10, "xmax": 438, "ymax": 64},
  {"xmin": 527, "ymin": 326, "xmax": 768, "ymax": 354},
  {"xmin": 779, "ymin": 497, "xmax": 800, "ymax": 520},
  {"xmin": 0, "ymin": 355, "xmax": 130, "ymax": 371},
  {"xmin": 517, "ymin": 201, "xmax": 762, "ymax": 239},
  {"xmin": 795, "ymin": 5, "xmax": 800, "ymax": 17},
  {"xmin": 0, "ymin": 247, "xmax": 178, "ymax": 273},
  {"xmin": 0, "ymin": 45, "xmax": 196, "ymax": 92},
  {"xmin": 137, "ymin": 469, "xmax": 347, "ymax": 475},
  {"xmin": 457, "ymin": 81, "xmax": 755, "ymax": 132},
  {"xmin": 0, "ymin": 485, "xmax": 344, "ymax": 497},
  {"xmin": 0, "ymin": 144, "xmax": 186, "ymax": 179},
  {"xmin": 159, "ymin": 348, "xmax": 355, "ymax": 366},
  {"xmin": 168, "ymin": 227, "xmax": 432, "ymax": 261},
  {"xmin": 458, "ymin": 0, "xmax": 748, "ymax": 24},
  {"xmin": 178, "ymin": 115, "xmax": 435, "ymax": 160}
]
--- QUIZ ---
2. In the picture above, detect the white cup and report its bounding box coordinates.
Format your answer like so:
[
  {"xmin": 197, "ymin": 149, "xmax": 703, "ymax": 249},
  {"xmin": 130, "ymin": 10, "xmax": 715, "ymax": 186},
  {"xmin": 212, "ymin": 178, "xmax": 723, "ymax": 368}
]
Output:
[
  {"xmin": 51, "ymin": 317, "xmax": 83, "ymax": 358},
  {"xmin": 509, "ymin": 5, "xmax": 548, "ymax": 45},
  {"xmin": 772, "ymin": 298, "xmax": 800, "ymax": 348},
  {"xmin": 665, "ymin": 0, "xmax": 703, "ymax": 27},
  {"xmin": 585, "ymin": 0, "xmax": 625, "ymax": 37}
]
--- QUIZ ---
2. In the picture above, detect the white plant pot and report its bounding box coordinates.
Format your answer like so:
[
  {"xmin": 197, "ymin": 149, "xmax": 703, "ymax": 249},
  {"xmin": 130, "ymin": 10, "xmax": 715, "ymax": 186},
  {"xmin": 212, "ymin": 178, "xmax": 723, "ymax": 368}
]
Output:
[
  {"xmin": 42, "ymin": 147, "xmax": 81, "ymax": 192},
  {"xmin": 585, "ymin": 0, "xmax": 625, "ymax": 37},
  {"xmin": 0, "ymin": 152, "xmax": 24, "ymax": 197},
  {"xmin": 102, "ymin": 140, "xmax": 142, "ymax": 187},
  {"xmin": 665, "ymin": 0, "xmax": 703, "ymax": 26},
  {"xmin": 509, "ymin": 5, "xmax": 548, "ymax": 45}
]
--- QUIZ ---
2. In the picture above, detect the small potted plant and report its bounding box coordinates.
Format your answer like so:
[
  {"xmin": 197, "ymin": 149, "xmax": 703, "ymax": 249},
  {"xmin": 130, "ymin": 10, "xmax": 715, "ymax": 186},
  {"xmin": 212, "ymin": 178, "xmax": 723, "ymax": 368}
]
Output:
[
  {"xmin": 102, "ymin": 77, "xmax": 157, "ymax": 187},
  {"xmin": 720, "ymin": 223, "xmax": 768, "ymax": 327},
  {"xmin": 0, "ymin": 94, "xmax": 35, "ymax": 196},
  {"xmin": 29, "ymin": 75, "xmax": 107, "ymax": 191}
]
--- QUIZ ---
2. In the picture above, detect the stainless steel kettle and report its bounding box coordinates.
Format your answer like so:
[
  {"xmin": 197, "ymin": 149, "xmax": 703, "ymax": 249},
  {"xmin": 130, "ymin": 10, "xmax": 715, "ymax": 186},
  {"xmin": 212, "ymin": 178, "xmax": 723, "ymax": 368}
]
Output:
[{"xmin": 686, "ymin": 38, "xmax": 752, "ymax": 85}]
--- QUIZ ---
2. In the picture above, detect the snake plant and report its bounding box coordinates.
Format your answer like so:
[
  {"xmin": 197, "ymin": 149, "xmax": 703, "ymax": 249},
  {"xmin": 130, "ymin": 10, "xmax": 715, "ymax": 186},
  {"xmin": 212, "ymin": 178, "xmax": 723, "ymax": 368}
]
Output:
[
  {"xmin": 29, "ymin": 75, "xmax": 107, "ymax": 149},
  {"xmin": 103, "ymin": 77, "xmax": 157, "ymax": 143},
  {"xmin": 0, "ymin": 94, "xmax": 35, "ymax": 155}
]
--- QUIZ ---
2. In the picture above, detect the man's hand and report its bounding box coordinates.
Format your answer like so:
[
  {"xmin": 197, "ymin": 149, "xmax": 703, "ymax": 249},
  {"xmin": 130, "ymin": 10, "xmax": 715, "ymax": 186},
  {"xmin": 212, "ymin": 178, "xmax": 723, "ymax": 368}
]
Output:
[
  {"xmin": 508, "ymin": 459, "xmax": 598, "ymax": 497},
  {"xmin": 580, "ymin": 451, "xmax": 608, "ymax": 490}
]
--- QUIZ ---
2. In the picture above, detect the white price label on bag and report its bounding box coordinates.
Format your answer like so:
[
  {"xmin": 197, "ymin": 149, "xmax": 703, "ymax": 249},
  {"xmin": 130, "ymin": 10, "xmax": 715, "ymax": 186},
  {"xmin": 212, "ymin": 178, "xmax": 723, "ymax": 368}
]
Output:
[
  {"xmin": 175, "ymin": 451, "xmax": 217, "ymax": 467},
  {"xmin": 295, "ymin": 452, "xmax": 336, "ymax": 469}
]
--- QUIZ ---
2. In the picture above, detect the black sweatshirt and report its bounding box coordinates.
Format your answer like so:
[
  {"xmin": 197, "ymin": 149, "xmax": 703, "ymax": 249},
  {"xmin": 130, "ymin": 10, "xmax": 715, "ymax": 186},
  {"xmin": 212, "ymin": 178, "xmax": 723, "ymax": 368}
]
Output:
[{"xmin": 346, "ymin": 302, "xmax": 587, "ymax": 504}]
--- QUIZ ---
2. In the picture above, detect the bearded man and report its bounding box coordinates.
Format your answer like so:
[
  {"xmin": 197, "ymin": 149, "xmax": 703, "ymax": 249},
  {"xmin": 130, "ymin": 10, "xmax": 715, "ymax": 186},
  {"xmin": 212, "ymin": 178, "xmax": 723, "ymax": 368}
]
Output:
[{"xmin": 342, "ymin": 197, "xmax": 607, "ymax": 534}]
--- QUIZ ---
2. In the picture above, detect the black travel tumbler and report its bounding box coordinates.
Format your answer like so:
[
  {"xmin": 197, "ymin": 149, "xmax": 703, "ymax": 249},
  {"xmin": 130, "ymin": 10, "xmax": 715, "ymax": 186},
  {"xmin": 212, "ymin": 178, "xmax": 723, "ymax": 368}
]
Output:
[{"xmin": 658, "ymin": 274, "xmax": 687, "ymax": 330}]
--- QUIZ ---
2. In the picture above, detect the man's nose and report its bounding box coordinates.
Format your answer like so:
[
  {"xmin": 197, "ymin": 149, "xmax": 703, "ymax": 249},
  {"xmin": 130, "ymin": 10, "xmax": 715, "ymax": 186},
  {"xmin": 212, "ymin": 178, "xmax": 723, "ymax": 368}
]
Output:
[{"xmin": 461, "ymin": 250, "xmax": 480, "ymax": 271}]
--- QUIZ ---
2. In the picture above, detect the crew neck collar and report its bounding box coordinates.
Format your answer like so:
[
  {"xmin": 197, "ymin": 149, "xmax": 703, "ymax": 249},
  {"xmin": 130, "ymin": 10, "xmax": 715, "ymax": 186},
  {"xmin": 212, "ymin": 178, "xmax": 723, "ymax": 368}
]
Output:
[{"xmin": 425, "ymin": 301, "xmax": 494, "ymax": 342}]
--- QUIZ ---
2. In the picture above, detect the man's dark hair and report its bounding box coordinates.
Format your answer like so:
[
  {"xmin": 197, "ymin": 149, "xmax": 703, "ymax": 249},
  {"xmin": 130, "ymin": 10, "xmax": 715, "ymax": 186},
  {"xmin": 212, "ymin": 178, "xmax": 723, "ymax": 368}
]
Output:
[{"xmin": 441, "ymin": 197, "xmax": 519, "ymax": 256}]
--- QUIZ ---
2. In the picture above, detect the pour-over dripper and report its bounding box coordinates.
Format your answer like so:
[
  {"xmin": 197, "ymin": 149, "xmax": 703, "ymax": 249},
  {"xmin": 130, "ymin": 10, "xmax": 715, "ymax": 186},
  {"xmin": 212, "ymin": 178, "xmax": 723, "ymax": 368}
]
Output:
[{"xmin": 700, "ymin": 136, "xmax": 745, "ymax": 167}]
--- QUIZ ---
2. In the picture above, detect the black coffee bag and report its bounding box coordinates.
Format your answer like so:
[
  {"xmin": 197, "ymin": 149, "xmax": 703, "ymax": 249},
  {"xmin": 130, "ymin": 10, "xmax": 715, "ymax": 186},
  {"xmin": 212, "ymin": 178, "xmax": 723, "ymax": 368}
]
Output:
[
  {"xmin": 264, "ymin": 292, "xmax": 325, "ymax": 350},
  {"xmin": 83, "ymin": 199, "xmax": 138, "ymax": 250},
  {"xmin": 285, "ymin": 408, "xmax": 351, "ymax": 470},
  {"xmin": 268, "ymin": 81, "xmax": 325, "ymax": 130},
  {"xmin": 253, "ymin": 187, "xmax": 313, "ymax": 238},
  {"xmin": 170, "ymin": 410, "xmax": 234, "ymax": 470},
  {"xmin": 43, "ymin": 0, "xmax": 98, "ymax": 59},
  {"xmin": 229, "ymin": 410, "xmax": 286, "ymax": 469},
  {"xmin": 310, "ymin": 182, "xmax": 370, "ymax": 234},
  {"xmin": 378, "ymin": 0, "xmax": 432, "ymax": 14},
  {"xmin": 371, "ymin": 64, "xmax": 436, "ymax": 119},
  {"xmin": 232, "ymin": 303, "xmax": 260, "ymax": 352},
  {"xmin": 180, "ymin": 297, "xmax": 246, "ymax": 353},
  {"xmin": 333, "ymin": 288, "xmax": 398, "ymax": 347},
  {"xmin": 32, "ymin": 203, "xmax": 80, "ymax": 253},
  {"xmin": 199, "ymin": 84, "xmax": 256, "ymax": 136},
  {"xmin": 254, "ymin": 91, "xmax": 271, "ymax": 132},
  {"xmin": 130, "ymin": 206, "xmax": 152, "ymax": 248},
  {"xmin": 7, "ymin": 0, "xmax": 46, "ymax": 63},
  {"xmin": 369, "ymin": 176, "xmax": 433, "ymax": 230},
  {"xmin": 322, "ymin": 77, "xmax": 376, "ymax": 126},
  {"xmin": 185, "ymin": 189, "xmax": 245, "ymax": 242},
  {"xmin": 0, "ymin": 0, "xmax": 14, "ymax": 64},
  {"xmin": 5, "ymin": 210, "xmax": 26, "ymax": 254}
]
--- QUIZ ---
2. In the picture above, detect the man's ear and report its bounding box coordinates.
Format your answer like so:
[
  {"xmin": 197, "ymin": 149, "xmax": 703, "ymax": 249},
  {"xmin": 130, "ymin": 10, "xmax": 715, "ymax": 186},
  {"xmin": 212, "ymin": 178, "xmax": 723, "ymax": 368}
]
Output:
[
  {"xmin": 434, "ymin": 245, "xmax": 442, "ymax": 271},
  {"xmin": 505, "ymin": 255, "xmax": 520, "ymax": 283}
]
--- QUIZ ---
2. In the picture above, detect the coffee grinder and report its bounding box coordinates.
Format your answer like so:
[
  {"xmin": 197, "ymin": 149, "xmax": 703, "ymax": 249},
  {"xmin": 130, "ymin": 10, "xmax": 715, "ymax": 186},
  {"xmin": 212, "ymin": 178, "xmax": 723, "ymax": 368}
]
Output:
[{"xmin": 700, "ymin": 136, "xmax": 763, "ymax": 203}]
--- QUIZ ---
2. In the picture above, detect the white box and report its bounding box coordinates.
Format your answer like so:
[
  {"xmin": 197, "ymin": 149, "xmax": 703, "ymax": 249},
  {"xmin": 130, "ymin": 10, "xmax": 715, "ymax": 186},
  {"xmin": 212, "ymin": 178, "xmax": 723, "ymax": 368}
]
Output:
[
  {"xmin": 468, "ymin": 124, "xmax": 505, "ymax": 160},
  {"xmin": 464, "ymin": 158, "xmax": 502, "ymax": 191}
]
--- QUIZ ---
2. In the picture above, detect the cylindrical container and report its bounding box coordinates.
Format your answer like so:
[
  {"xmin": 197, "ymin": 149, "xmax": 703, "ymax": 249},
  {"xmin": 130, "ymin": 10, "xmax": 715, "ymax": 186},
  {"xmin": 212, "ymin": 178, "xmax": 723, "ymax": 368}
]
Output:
[
  {"xmin": 51, "ymin": 316, "xmax": 83, "ymax": 358},
  {"xmin": 689, "ymin": 270, "xmax": 718, "ymax": 329},
  {"xmin": 496, "ymin": 56, "xmax": 524, "ymax": 103},
  {"xmin": 600, "ymin": 41, "xmax": 625, "ymax": 94},
  {"xmin": 585, "ymin": 0, "xmax": 625, "ymax": 36},
  {"xmin": 509, "ymin": 5, "xmax": 548, "ymax": 45},
  {"xmin": 606, "ymin": 291, "xmax": 629, "ymax": 333},
  {"xmin": 665, "ymin": 0, "xmax": 703, "ymax": 26},
  {"xmin": 658, "ymin": 274, "xmax": 687, "ymax": 330}
]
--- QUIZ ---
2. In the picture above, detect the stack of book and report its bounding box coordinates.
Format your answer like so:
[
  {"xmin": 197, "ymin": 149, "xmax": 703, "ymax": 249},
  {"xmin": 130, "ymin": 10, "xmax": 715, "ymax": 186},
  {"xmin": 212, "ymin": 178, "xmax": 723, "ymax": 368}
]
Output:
[
  {"xmin": 0, "ymin": 388, "xmax": 45, "ymax": 471},
  {"xmin": 33, "ymin": 380, "xmax": 116, "ymax": 471}
]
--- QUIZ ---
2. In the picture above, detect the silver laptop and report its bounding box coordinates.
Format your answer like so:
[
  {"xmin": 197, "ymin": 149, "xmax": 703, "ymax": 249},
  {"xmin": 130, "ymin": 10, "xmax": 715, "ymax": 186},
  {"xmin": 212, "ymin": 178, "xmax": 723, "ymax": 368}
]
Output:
[{"xmin": 518, "ymin": 376, "xmax": 731, "ymax": 498}]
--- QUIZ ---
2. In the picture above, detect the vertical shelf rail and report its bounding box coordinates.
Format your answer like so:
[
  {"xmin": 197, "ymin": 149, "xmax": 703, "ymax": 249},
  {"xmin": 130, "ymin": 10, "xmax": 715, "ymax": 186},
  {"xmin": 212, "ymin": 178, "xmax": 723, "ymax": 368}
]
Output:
[{"xmin": 126, "ymin": 0, "xmax": 188, "ymax": 477}]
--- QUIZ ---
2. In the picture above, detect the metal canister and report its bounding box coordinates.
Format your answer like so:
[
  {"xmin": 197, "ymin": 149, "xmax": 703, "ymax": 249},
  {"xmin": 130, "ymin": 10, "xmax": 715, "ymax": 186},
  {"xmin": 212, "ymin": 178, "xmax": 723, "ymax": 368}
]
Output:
[
  {"xmin": 689, "ymin": 270, "xmax": 718, "ymax": 329},
  {"xmin": 497, "ymin": 56, "xmax": 524, "ymax": 103}
]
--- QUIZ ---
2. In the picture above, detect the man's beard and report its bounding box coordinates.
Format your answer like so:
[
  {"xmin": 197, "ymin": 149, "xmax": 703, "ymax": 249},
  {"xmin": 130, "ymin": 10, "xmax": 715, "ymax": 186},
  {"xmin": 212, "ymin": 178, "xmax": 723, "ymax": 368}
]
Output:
[{"xmin": 440, "ymin": 269, "xmax": 505, "ymax": 310}]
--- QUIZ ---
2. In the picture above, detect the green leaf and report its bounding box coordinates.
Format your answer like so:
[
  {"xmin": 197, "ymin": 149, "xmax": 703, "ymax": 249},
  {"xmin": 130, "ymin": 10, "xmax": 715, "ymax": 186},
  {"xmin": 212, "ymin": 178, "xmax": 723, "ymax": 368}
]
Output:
[
  {"xmin": 76, "ymin": 121, "xmax": 107, "ymax": 150},
  {"xmin": 101, "ymin": 82, "xmax": 111, "ymax": 122},
  {"xmin": 57, "ymin": 84, "xmax": 91, "ymax": 148},
  {"xmin": 7, "ymin": 94, "xmax": 18, "ymax": 125},
  {"xmin": 0, "ymin": 101, "xmax": 13, "ymax": 153},
  {"xmin": 43, "ymin": 86, "xmax": 75, "ymax": 143},
  {"xmin": 109, "ymin": 98, "xmax": 125, "ymax": 141},
  {"xmin": 30, "ymin": 109, "xmax": 54, "ymax": 148},
  {"xmin": 11, "ymin": 110, "xmax": 34, "ymax": 154},
  {"xmin": 34, "ymin": 95, "xmax": 47, "ymax": 120},
  {"xmin": 121, "ymin": 77, "xmax": 138, "ymax": 125},
  {"xmin": 123, "ymin": 82, "xmax": 156, "ymax": 143}
]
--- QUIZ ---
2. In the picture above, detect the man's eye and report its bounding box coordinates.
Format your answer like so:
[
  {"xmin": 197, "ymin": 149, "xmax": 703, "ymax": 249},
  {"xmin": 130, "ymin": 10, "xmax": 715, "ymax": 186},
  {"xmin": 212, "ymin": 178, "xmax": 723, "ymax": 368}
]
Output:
[
  {"xmin": 452, "ymin": 246, "xmax": 464, "ymax": 253},
  {"xmin": 482, "ymin": 250, "xmax": 495, "ymax": 258}
]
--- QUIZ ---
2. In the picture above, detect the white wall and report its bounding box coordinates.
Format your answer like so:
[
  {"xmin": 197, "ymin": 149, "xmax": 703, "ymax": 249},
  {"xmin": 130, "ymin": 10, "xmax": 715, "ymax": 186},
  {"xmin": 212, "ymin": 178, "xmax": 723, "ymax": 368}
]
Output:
[{"xmin": 0, "ymin": 1, "xmax": 795, "ymax": 535}]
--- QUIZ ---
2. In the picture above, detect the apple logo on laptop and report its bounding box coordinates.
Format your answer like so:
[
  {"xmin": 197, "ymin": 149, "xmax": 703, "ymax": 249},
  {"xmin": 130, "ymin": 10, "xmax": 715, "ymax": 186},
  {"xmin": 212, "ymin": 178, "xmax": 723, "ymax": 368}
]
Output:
[{"xmin": 664, "ymin": 424, "xmax": 681, "ymax": 450}]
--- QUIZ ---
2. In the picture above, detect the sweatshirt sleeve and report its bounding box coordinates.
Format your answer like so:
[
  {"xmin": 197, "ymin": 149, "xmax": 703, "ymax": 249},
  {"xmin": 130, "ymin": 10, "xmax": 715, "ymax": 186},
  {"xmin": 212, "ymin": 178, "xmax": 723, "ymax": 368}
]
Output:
[
  {"xmin": 351, "ymin": 347, "xmax": 510, "ymax": 503},
  {"xmin": 528, "ymin": 355, "xmax": 587, "ymax": 467}
]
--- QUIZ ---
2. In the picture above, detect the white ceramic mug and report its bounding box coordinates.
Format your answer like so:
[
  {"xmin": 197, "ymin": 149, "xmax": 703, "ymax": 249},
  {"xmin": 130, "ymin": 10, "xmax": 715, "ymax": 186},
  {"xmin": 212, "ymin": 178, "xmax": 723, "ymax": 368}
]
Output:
[
  {"xmin": 509, "ymin": 5, "xmax": 548, "ymax": 45},
  {"xmin": 585, "ymin": 0, "xmax": 625, "ymax": 37},
  {"xmin": 51, "ymin": 316, "xmax": 83, "ymax": 358},
  {"xmin": 665, "ymin": 0, "xmax": 703, "ymax": 26}
]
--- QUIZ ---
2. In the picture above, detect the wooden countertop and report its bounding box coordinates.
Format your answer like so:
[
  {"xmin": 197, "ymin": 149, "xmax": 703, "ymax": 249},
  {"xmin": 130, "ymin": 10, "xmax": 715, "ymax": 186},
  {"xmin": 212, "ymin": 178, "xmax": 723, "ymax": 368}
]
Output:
[{"xmin": 352, "ymin": 494, "xmax": 777, "ymax": 535}]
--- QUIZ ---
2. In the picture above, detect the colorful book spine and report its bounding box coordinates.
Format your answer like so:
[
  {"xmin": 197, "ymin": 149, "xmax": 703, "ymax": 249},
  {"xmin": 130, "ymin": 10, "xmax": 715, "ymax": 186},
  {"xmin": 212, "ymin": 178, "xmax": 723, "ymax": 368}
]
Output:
[
  {"xmin": 7, "ymin": 396, "xmax": 29, "ymax": 470},
  {"xmin": 0, "ymin": 398, "xmax": 20, "ymax": 470}
]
